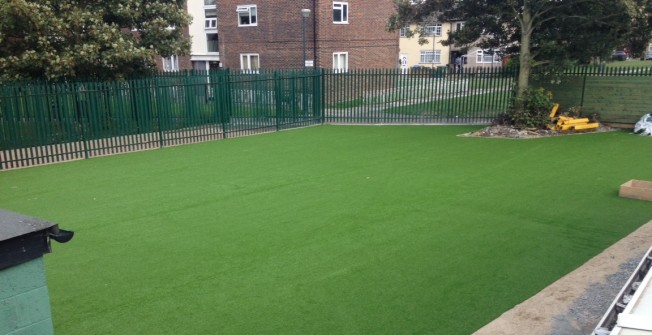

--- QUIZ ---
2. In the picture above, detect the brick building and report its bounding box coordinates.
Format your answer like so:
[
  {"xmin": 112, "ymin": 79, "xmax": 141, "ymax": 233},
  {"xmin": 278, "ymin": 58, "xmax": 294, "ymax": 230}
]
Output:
[{"xmin": 175, "ymin": 0, "xmax": 399, "ymax": 72}]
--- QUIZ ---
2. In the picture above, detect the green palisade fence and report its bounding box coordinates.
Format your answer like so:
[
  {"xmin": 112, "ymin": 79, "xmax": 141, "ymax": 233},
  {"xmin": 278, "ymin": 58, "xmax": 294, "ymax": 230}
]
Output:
[
  {"xmin": 2, "ymin": 67, "xmax": 517, "ymax": 170},
  {"xmin": 0, "ymin": 69, "xmax": 325, "ymax": 169},
  {"xmin": 0, "ymin": 67, "xmax": 516, "ymax": 170},
  {"xmin": 323, "ymin": 67, "xmax": 514, "ymax": 125}
]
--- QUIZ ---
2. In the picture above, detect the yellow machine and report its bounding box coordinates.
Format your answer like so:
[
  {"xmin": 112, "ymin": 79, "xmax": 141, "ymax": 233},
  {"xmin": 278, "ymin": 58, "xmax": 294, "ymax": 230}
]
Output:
[{"xmin": 548, "ymin": 104, "xmax": 599, "ymax": 131}]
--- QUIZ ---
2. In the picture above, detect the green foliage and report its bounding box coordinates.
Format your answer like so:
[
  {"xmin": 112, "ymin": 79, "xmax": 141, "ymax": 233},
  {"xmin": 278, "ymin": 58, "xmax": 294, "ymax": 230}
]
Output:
[
  {"xmin": 535, "ymin": 1, "xmax": 635, "ymax": 65},
  {"xmin": 625, "ymin": 0, "xmax": 652, "ymax": 58},
  {"xmin": 0, "ymin": 0, "xmax": 191, "ymax": 81},
  {"xmin": 387, "ymin": 0, "xmax": 648, "ymax": 99},
  {"xmin": 499, "ymin": 88, "xmax": 554, "ymax": 129}
]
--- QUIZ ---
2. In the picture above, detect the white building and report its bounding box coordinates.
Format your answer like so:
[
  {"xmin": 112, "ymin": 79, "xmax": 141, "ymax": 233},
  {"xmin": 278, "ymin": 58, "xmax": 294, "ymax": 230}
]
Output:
[{"xmin": 187, "ymin": 0, "xmax": 221, "ymax": 71}]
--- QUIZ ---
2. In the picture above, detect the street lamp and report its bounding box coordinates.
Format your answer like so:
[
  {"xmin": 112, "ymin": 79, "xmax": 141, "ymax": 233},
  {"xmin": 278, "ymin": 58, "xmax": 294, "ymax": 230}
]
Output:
[{"xmin": 301, "ymin": 9, "xmax": 311, "ymax": 68}]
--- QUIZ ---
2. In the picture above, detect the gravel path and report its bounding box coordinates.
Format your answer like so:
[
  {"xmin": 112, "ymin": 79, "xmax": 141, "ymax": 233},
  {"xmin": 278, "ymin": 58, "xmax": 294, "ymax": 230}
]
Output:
[{"xmin": 472, "ymin": 220, "xmax": 652, "ymax": 335}]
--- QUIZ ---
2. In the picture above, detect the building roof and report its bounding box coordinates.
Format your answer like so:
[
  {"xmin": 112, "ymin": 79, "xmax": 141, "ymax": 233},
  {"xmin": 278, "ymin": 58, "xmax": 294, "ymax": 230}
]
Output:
[
  {"xmin": 0, "ymin": 210, "xmax": 55, "ymax": 243},
  {"xmin": 0, "ymin": 209, "xmax": 60, "ymax": 270}
]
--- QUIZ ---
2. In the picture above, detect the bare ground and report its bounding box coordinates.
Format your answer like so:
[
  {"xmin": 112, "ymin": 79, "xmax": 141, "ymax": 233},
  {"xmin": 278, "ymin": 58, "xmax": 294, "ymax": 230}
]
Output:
[
  {"xmin": 464, "ymin": 124, "xmax": 619, "ymax": 139},
  {"xmin": 472, "ymin": 220, "xmax": 652, "ymax": 335}
]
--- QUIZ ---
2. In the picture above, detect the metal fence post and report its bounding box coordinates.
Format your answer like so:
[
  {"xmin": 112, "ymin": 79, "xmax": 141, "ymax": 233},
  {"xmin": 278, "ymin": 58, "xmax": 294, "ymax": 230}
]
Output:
[
  {"xmin": 274, "ymin": 71, "xmax": 282, "ymax": 132},
  {"xmin": 312, "ymin": 68, "xmax": 322, "ymax": 124},
  {"xmin": 219, "ymin": 69, "xmax": 231, "ymax": 139},
  {"xmin": 154, "ymin": 77, "xmax": 166, "ymax": 148},
  {"xmin": 580, "ymin": 69, "xmax": 588, "ymax": 108}
]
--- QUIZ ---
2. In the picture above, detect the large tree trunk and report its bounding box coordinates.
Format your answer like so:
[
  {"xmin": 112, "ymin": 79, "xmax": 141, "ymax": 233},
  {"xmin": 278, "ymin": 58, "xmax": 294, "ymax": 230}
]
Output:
[{"xmin": 516, "ymin": 7, "xmax": 534, "ymax": 108}]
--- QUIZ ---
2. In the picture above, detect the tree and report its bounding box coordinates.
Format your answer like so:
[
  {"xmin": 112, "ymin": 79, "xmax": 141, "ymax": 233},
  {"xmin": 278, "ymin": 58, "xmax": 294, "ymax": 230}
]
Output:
[
  {"xmin": 388, "ymin": 0, "xmax": 642, "ymax": 104},
  {"xmin": 0, "ymin": 0, "xmax": 191, "ymax": 81},
  {"xmin": 624, "ymin": 0, "xmax": 652, "ymax": 58}
]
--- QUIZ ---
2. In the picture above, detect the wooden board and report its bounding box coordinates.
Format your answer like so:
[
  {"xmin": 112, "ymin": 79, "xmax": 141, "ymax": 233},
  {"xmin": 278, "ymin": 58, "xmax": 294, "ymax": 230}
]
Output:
[{"xmin": 619, "ymin": 180, "xmax": 652, "ymax": 202}]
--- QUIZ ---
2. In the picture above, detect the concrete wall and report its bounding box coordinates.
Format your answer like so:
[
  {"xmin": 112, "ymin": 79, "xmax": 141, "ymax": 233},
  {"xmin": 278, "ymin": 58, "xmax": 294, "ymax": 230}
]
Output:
[
  {"xmin": 0, "ymin": 258, "xmax": 54, "ymax": 335},
  {"xmin": 188, "ymin": 0, "xmax": 211, "ymax": 55},
  {"xmin": 187, "ymin": 0, "xmax": 222, "ymax": 69}
]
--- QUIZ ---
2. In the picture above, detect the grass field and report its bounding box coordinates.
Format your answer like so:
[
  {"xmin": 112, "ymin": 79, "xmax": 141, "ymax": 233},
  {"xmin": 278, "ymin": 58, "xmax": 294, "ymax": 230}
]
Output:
[
  {"xmin": 605, "ymin": 59, "xmax": 652, "ymax": 68},
  {"xmin": 2, "ymin": 125, "xmax": 652, "ymax": 334},
  {"xmin": 383, "ymin": 92, "xmax": 509, "ymax": 116}
]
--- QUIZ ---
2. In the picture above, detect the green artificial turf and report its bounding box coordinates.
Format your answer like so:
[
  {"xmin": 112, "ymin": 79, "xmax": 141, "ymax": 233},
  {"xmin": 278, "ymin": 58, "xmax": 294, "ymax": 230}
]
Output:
[{"xmin": 1, "ymin": 125, "xmax": 652, "ymax": 334}]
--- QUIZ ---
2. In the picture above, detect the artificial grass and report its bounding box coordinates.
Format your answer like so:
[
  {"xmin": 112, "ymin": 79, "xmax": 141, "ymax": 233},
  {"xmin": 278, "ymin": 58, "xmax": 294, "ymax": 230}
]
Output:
[{"xmin": 1, "ymin": 125, "xmax": 652, "ymax": 334}]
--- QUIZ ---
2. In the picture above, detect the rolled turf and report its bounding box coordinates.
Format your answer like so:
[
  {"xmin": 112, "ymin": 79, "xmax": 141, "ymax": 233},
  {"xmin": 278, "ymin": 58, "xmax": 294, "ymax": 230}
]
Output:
[{"xmin": 1, "ymin": 125, "xmax": 651, "ymax": 334}]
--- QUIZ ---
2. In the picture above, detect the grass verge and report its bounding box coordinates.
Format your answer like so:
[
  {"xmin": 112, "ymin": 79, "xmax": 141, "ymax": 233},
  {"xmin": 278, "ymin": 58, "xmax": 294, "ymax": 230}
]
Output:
[{"xmin": 383, "ymin": 92, "xmax": 509, "ymax": 116}]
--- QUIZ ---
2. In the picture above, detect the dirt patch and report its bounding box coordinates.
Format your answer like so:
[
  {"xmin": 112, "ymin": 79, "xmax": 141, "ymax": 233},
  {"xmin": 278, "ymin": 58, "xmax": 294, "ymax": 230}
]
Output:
[
  {"xmin": 463, "ymin": 124, "xmax": 619, "ymax": 139},
  {"xmin": 472, "ymin": 221, "xmax": 652, "ymax": 335}
]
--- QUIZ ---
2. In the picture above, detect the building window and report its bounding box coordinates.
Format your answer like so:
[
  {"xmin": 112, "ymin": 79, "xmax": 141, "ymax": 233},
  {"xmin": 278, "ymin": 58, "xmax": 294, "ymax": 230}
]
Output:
[
  {"xmin": 206, "ymin": 34, "xmax": 218, "ymax": 53},
  {"xmin": 205, "ymin": 7, "xmax": 217, "ymax": 30},
  {"xmin": 163, "ymin": 55, "xmax": 179, "ymax": 72},
  {"xmin": 399, "ymin": 26, "xmax": 409, "ymax": 38},
  {"xmin": 423, "ymin": 24, "xmax": 442, "ymax": 36},
  {"xmin": 476, "ymin": 50, "xmax": 501, "ymax": 63},
  {"xmin": 455, "ymin": 22, "xmax": 464, "ymax": 31},
  {"xmin": 204, "ymin": 0, "xmax": 215, "ymax": 5},
  {"xmin": 333, "ymin": 2, "xmax": 348, "ymax": 24},
  {"xmin": 419, "ymin": 50, "xmax": 441, "ymax": 64},
  {"xmin": 237, "ymin": 5, "xmax": 257, "ymax": 26},
  {"xmin": 333, "ymin": 52, "xmax": 348, "ymax": 72},
  {"xmin": 241, "ymin": 53, "xmax": 260, "ymax": 73}
]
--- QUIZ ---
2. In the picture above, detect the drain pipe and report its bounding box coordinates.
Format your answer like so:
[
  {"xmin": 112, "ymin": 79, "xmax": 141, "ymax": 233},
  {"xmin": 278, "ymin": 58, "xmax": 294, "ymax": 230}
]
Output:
[{"xmin": 312, "ymin": 0, "xmax": 317, "ymax": 67}]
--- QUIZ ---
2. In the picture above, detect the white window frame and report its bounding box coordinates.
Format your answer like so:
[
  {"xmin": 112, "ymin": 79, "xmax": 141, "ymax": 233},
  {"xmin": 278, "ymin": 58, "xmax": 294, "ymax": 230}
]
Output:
[
  {"xmin": 333, "ymin": 52, "xmax": 348, "ymax": 73},
  {"xmin": 399, "ymin": 26, "xmax": 409, "ymax": 38},
  {"xmin": 419, "ymin": 50, "xmax": 441, "ymax": 64},
  {"xmin": 423, "ymin": 24, "xmax": 442, "ymax": 36},
  {"xmin": 204, "ymin": 6, "xmax": 217, "ymax": 30},
  {"xmin": 163, "ymin": 55, "xmax": 179, "ymax": 72},
  {"xmin": 237, "ymin": 5, "xmax": 257, "ymax": 27},
  {"xmin": 240, "ymin": 53, "xmax": 260, "ymax": 73},
  {"xmin": 205, "ymin": 17, "xmax": 217, "ymax": 29},
  {"xmin": 333, "ymin": 2, "xmax": 348, "ymax": 24},
  {"xmin": 454, "ymin": 22, "xmax": 464, "ymax": 32},
  {"xmin": 476, "ymin": 50, "xmax": 501, "ymax": 64}
]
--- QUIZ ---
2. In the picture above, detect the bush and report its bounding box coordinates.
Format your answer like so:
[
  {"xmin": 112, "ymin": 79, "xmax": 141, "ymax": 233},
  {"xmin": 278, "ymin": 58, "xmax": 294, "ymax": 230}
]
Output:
[{"xmin": 495, "ymin": 88, "xmax": 554, "ymax": 129}]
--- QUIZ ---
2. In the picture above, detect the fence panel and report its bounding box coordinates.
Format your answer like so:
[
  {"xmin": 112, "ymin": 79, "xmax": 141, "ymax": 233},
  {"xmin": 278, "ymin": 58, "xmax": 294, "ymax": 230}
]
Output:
[
  {"xmin": 533, "ymin": 65, "xmax": 652, "ymax": 125},
  {"xmin": 2, "ymin": 67, "xmax": 514, "ymax": 170},
  {"xmin": 323, "ymin": 67, "xmax": 515, "ymax": 125}
]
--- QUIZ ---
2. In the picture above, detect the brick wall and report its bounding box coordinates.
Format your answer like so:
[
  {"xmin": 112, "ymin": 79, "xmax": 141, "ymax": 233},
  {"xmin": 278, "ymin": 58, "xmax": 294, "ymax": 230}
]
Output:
[
  {"xmin": 0, "ymin": 258, "xmax": 54, "ymax": 335},
  {"xmin": 315, "ymin": 0, "xmax": 399, "ymax": 69},
  {"xmin": 219, "ymin": 0, "xmax": 315, "ymax": 69},
  {"xmin": 217, "ymin": 0, "xmax": 398, "ymax": 70}
]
